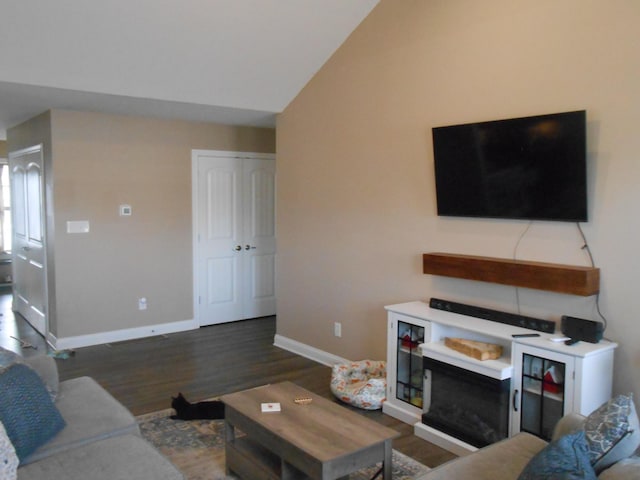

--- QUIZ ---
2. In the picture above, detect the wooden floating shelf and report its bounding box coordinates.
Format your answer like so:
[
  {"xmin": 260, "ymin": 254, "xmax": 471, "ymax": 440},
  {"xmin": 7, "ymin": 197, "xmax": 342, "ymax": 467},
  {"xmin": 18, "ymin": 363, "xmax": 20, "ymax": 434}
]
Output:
[{"xmin": 423, "ymin": 252, "xmax": 600, "ymax": 296}]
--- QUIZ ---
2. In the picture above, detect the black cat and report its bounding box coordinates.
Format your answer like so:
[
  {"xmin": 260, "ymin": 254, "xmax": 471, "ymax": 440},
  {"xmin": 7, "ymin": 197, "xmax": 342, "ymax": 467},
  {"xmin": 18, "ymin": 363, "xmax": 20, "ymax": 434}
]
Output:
[{"xmin": 170, "ymin": 392, "xmax": 225, "ymax": 420}]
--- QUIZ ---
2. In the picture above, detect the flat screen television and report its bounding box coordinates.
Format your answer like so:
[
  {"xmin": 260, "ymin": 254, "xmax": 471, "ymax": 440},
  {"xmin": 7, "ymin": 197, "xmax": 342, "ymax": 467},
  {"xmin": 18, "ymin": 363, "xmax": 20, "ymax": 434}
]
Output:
[{"xmin": 432, "ymin": 110, "xmax": 587, "ymax": 222}]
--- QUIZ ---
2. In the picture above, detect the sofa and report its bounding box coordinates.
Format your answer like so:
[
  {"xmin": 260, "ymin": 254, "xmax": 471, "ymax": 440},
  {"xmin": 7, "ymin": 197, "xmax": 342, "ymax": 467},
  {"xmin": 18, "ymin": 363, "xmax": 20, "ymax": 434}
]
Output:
[
  {"xmin": 0, "ymin": 348, "xmax": 183, "ymax": 480},
  {"xmin": 416, "ymin": 393, "xmax": 640, "ymax": 480}
]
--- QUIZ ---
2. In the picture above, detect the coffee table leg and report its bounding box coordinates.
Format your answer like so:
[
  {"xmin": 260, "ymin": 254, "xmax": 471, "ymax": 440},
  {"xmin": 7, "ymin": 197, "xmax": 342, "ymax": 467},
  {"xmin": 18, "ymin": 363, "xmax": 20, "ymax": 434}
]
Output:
[
  {"xmin": 224, "ymin": 420, "xmax": 235, "ymax": 475},
  {"xmin": 383, "ymin": 439, "xmax": 392, "ymax": 479}
]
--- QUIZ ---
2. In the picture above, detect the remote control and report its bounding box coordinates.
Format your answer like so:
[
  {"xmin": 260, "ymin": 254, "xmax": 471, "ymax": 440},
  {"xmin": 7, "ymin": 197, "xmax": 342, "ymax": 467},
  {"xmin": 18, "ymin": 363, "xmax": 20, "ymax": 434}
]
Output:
[
  {"xmin": 565, "ymin": 338, "xmax": 580, "ymax": 346},
  {"xmin": 512, "ymin": 333, "xmax": 541, "ymax": 338}
]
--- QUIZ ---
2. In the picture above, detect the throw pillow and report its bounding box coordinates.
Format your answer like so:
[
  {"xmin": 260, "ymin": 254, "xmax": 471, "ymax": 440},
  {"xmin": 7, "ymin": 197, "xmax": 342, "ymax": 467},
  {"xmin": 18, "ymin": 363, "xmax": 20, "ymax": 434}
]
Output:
[
  {"xmin": 584, "ymin": 393, "xmax": 640, "ymax": 473},
  {"xmin": 0, "ymin": 421, "xmax": 18, "ymax": 480},
  {"xmin": 0, "ymin": 363, "xmax": 66, "ymax": 462},
  {"xmin": 518, "ymin": 430, "xmax": 597, "ymax": 480}
]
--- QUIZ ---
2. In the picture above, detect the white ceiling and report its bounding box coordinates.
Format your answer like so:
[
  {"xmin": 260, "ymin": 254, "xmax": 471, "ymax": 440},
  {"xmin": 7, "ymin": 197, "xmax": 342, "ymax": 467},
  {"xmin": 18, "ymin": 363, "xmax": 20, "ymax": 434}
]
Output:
[{"xmin": 0, "ymin": 0, "xmax": 379, "ymax": 140}]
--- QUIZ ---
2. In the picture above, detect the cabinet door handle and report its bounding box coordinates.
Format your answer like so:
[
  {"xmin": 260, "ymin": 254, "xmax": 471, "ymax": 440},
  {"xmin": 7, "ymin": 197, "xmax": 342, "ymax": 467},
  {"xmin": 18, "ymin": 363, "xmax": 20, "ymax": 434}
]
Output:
[
  {"xmin": 234, "ymin": 245, "xmax": 242, "ymax": 251},
  {"xmin": 513, "ymin": 389, "xmax": 519, "ymax": 412},
  {"xmin": 245, "ymin": 245, "xmax": 256, "ymax": 250}
]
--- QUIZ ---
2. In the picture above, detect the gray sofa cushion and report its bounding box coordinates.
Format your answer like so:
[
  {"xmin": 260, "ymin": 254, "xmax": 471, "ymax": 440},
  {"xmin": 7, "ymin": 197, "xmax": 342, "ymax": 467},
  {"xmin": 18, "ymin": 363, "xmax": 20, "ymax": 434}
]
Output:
[
  {"xmin": 416, "ymin": 432, "xmax": 547, "ymax": 480},
  {"xmin": 0, "ymin": 346, "xmax": 23, "ymax": 370},
  {"xmin": 552, "ymin": 412, "xmax": 587, "ymax": 440},
  {"xmin": 17, "ymin": 434, "xmax": 183, "ymax": 480},
  {"xmin": 23, "ymin": 355, "xmax": 59, "ymax": 399},
  {"xmin": 598, "ymin": 456, "xmax": 640, "ymax": 479},
  {"xmin": 21, "ymin": 376, "xmax": 139, "ymax": 465}
]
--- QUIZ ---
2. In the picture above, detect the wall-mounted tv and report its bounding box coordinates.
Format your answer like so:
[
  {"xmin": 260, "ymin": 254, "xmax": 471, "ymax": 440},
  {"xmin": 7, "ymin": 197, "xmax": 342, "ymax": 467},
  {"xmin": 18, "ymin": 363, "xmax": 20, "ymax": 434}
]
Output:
[{"xmin": 432, "ymin": 110, "xmax": 587, "ymax": 222}]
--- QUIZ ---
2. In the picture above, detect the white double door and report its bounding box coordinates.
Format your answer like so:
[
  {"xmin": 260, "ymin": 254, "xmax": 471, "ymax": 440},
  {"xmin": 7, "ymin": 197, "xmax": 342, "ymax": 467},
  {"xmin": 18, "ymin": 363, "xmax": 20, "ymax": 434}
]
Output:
[{"xmin": 194, "ymin": 151, "xmax": 276, "ymax": 326}]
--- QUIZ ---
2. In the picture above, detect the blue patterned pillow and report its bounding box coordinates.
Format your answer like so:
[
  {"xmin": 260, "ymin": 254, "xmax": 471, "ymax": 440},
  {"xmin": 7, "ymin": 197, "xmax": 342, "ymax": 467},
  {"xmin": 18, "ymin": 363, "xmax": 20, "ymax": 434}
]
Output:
[
  {"xmin": 584, "ymin": 393, "xmax": 640, "ymax": 472},
  {"xmin": 518, "ymin": 430, "xmax": 597, "ymax": 480},
  {"xmin": 0, "ymin": 363, "xmax": 66, "ymax": 462}
]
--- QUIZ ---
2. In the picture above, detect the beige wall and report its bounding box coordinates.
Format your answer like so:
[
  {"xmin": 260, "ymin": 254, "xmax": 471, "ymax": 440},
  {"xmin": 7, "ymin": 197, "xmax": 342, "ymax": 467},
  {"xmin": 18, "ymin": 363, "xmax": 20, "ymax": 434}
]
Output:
[
  {"xmin": 276, "ymin": 0, "xmax": 640, "ymax": 400},
  {"xmin": 9, "ymin": 109, "xmax": 274, "ymax": 343}
]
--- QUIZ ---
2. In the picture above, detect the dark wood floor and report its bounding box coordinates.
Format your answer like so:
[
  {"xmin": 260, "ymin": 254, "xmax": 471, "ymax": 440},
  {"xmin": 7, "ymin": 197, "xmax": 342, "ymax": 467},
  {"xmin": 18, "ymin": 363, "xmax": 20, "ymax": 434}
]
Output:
[
  {"xmin": 0, "ymin": 290, "xmax": 46, "ymax": 356},
  {"xmin": 0, "ymin": 294, "xmax": 456, "ymax": 468}
]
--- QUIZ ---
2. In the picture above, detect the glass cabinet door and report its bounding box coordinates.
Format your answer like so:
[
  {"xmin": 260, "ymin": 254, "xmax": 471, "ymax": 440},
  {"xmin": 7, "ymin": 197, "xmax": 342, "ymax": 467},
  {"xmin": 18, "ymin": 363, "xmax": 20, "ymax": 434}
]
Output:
[
  {"xmin": 520, "ymin": 353, "xmax": 566, "ymax": 440},
  {"xmin": 396, "ymin": 321, "xmax": 425, "ymax": 408}
]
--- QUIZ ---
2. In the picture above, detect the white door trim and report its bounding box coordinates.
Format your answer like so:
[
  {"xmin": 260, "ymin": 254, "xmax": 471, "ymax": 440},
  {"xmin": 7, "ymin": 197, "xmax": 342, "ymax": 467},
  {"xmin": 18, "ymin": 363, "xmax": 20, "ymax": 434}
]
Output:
[{"xmin": 191, "ymin": 149, "xmax": 276, "ymax": 326}]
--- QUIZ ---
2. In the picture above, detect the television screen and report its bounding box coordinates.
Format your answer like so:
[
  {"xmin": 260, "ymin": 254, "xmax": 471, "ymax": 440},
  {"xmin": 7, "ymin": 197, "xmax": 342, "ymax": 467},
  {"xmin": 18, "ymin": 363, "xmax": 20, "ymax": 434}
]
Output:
[{"xmin": 432, "ymin": 110, "xmax": 587, "ymax": 222}]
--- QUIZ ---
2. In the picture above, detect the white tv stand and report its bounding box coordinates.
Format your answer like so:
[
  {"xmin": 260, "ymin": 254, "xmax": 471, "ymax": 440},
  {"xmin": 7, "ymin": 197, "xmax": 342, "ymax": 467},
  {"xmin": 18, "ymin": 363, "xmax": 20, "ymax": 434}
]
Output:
[{"xmin": 384, "ymin": 301, "xmax": 617, "ymax": 456}]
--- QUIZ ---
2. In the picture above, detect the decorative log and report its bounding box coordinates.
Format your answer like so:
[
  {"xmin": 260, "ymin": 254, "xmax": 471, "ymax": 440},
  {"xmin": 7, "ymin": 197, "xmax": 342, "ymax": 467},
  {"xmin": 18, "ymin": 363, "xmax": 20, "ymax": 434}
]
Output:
[{"xmin": 444, "ymin": 337, "xmax": 503, "ymax": 361}]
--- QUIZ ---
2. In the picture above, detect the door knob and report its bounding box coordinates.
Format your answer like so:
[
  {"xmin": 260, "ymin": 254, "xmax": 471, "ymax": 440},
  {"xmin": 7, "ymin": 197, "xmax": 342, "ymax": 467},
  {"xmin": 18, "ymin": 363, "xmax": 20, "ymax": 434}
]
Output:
[
  {"xmin": 245, "ymin": 245, "xmax": 257, "ymax": 250},
  {"xmin": 234, "ymin": 245, "xmax": 242, "ymax": 251}
]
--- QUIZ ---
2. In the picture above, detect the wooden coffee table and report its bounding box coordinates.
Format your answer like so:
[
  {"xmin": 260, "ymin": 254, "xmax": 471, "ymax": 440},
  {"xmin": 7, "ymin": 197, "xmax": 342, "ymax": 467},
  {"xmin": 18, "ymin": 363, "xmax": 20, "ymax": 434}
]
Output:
[{"xmin": 221, "ymin": 381, "xmax": 399, "ymax": 479}]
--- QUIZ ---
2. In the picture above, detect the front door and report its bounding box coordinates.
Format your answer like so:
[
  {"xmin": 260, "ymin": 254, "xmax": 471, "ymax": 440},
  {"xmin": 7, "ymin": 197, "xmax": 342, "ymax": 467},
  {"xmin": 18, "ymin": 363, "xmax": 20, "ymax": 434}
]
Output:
[
  {"xmin": 9, "ymin": 145, "xmax": 47, "ymax": 336},
  {"xmin": 194, "ymin": 151, "xmax": 276, "ymax": 326}
]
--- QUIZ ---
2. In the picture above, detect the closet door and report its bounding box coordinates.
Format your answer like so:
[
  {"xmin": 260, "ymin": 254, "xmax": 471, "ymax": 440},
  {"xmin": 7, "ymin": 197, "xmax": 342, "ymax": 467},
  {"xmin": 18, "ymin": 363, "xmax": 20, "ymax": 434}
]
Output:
[
  {"xmin": 241, "ymin": 158, "xmax": 276, "ymax": 320},
  {"xmin": 9, "ymin": 145, "xmax": 47, "ymax": 337},
  {"xmin": 194, "ymin": 151, "xmax": 275, "ymax": 326}
]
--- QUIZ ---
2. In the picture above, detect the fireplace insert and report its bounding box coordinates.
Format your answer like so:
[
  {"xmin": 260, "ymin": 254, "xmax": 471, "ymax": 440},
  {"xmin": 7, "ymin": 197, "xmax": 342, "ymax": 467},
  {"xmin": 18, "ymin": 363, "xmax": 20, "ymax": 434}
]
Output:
[{"xmin": 422, "ymin": 357, "xmax": 511, "ymax": 448}]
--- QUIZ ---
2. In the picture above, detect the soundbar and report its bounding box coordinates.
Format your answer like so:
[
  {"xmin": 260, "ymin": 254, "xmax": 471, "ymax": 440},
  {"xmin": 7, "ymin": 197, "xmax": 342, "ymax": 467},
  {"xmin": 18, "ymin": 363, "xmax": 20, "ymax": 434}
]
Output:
[{"xmin": 429, "ymin": 298, "xmax": 556, "ymax": 333}]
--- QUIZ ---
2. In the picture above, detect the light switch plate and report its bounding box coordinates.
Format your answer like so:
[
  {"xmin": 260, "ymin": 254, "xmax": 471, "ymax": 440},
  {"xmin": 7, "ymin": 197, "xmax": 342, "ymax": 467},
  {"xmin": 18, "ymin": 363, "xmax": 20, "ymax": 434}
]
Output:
[{"xmin": 67, "ymin": 220, "xmax": 90, "ymax": 234}]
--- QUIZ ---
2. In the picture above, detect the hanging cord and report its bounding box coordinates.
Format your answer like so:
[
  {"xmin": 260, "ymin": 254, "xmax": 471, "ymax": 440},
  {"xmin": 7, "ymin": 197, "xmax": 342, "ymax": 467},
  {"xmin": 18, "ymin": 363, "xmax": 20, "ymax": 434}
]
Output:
[
  {"xmin": 513, "ymin": 221, "xmax": 533, "ymax": 315},
  {"xmin": 512, "ymin": 222, "xmax": 608, "ymax": 331},
  {"xmin": 576, "ymin": 222, "xmax": 609, "ymax": 332}
]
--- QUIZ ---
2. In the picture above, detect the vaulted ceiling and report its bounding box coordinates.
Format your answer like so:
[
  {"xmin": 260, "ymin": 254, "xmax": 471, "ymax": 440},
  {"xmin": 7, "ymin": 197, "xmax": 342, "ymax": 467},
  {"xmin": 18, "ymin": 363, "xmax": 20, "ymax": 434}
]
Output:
[{"xmin": 0, "ymin": 0, "xmax": 379, "ymax": 139}]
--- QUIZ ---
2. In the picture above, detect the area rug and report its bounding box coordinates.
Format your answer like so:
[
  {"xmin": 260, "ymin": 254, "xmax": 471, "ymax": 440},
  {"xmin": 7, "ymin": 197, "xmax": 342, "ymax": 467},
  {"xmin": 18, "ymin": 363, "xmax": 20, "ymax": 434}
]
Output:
[{"xmin": 137, "ymin": 407, "xmax": 430, "ymax": 480}]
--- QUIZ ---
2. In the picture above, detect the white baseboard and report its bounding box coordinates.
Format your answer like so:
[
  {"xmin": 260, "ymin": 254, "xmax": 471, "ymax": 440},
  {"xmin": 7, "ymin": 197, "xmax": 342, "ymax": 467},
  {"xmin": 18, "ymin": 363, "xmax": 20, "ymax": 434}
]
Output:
[
  {"xmin": 382, "ymin": 401, "xmax": 422, "ymax": 425},
  {"xmin": 273, "ymin": 334, "xmax": 349, "ymax": 367},
  {"xmin": 49, "ymin": 318, "xmax": 199, "ymax": 350}
]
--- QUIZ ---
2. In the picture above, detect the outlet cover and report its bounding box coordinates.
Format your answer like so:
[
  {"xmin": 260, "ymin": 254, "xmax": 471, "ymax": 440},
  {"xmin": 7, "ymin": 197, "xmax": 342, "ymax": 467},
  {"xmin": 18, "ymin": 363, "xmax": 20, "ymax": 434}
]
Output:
[{"xmin": 334, "ymin": 322, "xmax": 342, "ymax": 337}]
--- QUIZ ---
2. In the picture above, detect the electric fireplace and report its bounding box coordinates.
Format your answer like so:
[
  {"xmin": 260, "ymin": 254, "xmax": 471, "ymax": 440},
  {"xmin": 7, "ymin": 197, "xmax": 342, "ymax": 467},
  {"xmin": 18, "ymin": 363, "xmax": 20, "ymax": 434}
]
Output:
[{"xmin": 422, "ymin": 357, "xmax": 511, "ymax": 448}]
